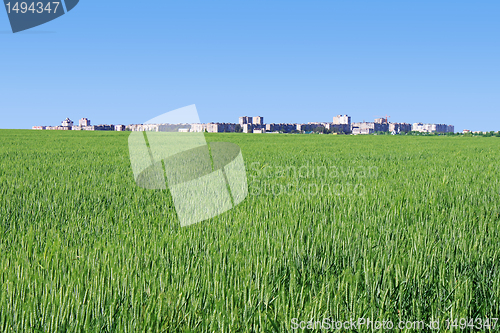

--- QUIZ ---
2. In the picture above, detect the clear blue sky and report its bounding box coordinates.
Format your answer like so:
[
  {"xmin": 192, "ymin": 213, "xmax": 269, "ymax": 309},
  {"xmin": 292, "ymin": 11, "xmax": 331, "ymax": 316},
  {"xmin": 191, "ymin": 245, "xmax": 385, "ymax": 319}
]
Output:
[{"xmin": 1, "ymin": 0, "xmax": 499, "ymax": 131}]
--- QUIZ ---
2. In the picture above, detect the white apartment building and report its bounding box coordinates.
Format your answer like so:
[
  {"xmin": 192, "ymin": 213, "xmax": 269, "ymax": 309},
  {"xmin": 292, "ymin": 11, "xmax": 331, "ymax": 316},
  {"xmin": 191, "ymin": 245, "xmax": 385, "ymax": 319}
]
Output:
[
  {"xmin": 79, "ymin": 118, "xmax": 91, "ymax": 127},
  {"xmin": 252, "ymin": 116, "xmax": 264, "ymax": 126},
  {"xmin": 412, "ymin": 123, "xmax": 454, "ymax": 133},
  {"xmin": 61, "ymin": 118, "xmax": 74, "ymax": 128},
  {"xmin": 332, "ymin": 115, "xmax": 351, "ymax": 125}
]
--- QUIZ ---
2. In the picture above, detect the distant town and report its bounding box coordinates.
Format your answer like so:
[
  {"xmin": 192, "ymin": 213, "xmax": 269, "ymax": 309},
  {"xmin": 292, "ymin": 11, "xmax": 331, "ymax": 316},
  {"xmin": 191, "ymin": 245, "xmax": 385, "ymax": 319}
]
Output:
[{"xmin": 32, "ymin": 115, "xmax": 466, "ymax": 135}]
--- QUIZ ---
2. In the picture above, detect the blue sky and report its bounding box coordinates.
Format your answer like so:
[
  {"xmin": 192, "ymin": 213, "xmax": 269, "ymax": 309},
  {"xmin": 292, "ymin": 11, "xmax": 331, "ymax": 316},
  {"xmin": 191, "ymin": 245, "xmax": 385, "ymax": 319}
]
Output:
[{"xmin": 1, "ymin": 0, "xmax": 499, "ymax": 131}]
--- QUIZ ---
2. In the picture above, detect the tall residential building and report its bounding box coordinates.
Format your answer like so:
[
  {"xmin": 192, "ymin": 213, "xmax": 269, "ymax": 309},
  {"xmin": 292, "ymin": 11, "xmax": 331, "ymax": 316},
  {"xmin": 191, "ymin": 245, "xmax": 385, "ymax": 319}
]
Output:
[
  {"xmin": 412, "ymin": 123, "xmax": 425, "ymax": 132},
  {"xmin": 239, "ymin": 116, "xmax": 264, "ymax": 132},
  {"xmin": 61, "ymin": 118, "xmax": 74, "ymax": 128},
  {"xmin": 239, "ymin": 116, "xmax": 253, "ymax": 126},
  {"xmin": 373, "ymin": 118, "xmax": 389, "ymax": 131},
  {"xmin": 80, "ymin": 118, "xmax": 91, "ymax": 127},
  {"xmin": 242, "ymin": 124, "xmax": 253, "ymax": 133},
  {"xmin": 332, "ymin": 115, "xmax": 351, "ymax": 125},
  {"xmin": 79, "ymin": 118, "xmax": 91, "ymax": 127},
  {"xmin": 374, "ymin": 118, "xmax": 388, "ymax": 125},
  {"xmin": 332, "ymin": 115, "xmax": 352, "ymax": 133},
  {"xmin": 252, "ymin": 116, "xmax": 264, "ymax": 126}
]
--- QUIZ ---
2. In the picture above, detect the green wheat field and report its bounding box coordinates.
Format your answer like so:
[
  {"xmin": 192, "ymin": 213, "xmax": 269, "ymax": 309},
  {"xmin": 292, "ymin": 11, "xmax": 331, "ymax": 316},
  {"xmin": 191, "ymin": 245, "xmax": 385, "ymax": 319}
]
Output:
[{"xmin": 0, "ymin": 129, "xmax": 499, "ymax": 332}]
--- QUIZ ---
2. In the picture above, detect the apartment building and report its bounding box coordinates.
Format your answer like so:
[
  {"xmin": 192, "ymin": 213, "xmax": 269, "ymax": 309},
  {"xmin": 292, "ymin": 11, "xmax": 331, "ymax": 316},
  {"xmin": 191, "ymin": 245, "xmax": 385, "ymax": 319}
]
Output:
[
  {"xmin": 331, "ymin": 115, "xmax": 352, "ymax": 133},
  {"xmin": 389, "ymin": 123, "xmax": 412, "ymax": 134},
  {"xmin": 242, "ymin": 123, "xmax": 253, "ymax": 133},
  {"xmin": 79, "ymin": 118, "xmax": 91, "ymax": 127},
  {"xmin": 239, "ymin": 116, "xmax": 252, "ymax": 126},
  {"xmin": 190, "ymin": 123, "xmax": 236, "ymax": 133},
  {"xmin": 61, "ymin": 118, "xmax": 74, "ymax": 129},
  {"xmin": 412, "ymin": 123, "xmax": 454, "ymax": 133},
  {"xmin": 252, "ymin": 116, "xmax": 264, "ymax": 126},
  {"xmin": 238, "ymin": 116, "xmax": 265, "ymax": 133},
  {"xmin": 265, "ymin": 123, "xmax": 297, "ymax": 133},
  {"xmin": 130, "ymin": 124, "xmax": 164, "ymax": 132},
  {"xmin": 207, "ymin": 123, "xmax": 236, "ymax": 133}
]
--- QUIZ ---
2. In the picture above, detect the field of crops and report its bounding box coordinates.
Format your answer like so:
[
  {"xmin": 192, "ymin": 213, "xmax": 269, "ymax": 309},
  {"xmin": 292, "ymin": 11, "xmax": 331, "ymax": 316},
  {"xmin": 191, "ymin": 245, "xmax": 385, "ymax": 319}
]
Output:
[{"xmin": 0, "ymin": 129, "xmax": 499, "ymax": 332}]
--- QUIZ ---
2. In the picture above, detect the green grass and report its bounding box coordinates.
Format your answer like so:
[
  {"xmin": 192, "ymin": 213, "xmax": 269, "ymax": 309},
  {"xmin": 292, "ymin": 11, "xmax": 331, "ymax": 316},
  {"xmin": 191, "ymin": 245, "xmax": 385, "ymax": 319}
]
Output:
[{"xmin": 0, "ymin": 130, "xmax": 499, "ymax": 332}]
